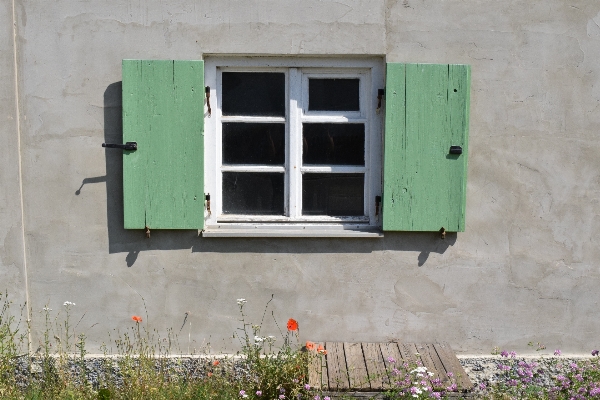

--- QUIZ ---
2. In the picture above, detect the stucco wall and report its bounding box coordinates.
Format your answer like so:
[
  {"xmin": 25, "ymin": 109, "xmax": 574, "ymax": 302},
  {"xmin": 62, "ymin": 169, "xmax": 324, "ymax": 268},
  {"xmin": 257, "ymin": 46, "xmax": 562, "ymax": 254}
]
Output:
[{"xmin": 3, "ymin": 0, "xmax": 600, "ymax": 354}]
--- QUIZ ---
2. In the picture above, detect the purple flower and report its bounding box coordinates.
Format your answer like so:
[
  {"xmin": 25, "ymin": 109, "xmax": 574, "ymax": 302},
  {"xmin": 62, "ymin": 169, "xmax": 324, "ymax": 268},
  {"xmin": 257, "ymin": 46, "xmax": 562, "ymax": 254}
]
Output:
[
  {"xmin": 430, "ymin": 392, "xmax": 441, "ymax": 399},
  {"xmin": 387, "ymin": 356, "xmax": 396, "ymax": 363},
  {"xmin": 279, "ymin": 396, "xmax": 285, "ymax": 400},
  {"xmin": 446, "ymin": 383, "xmax": 457, "ymax": 391},
  {"xmin": 590, "ymin": 387, "xmax": 600, "ymax": 396},
  {"xmin": 304, "ymin": 384, "xmax": 310, "ymax": 390},
  {"xmin": 239, "ymin": 391, "xmax": 248, "ymax": 398},
  {"xmin": 500, "ymin": 350, "xmax": 509, "ymax": 357},
  {"xmin": 313, "ymin": 396, "xmax": 320, "ymax": 400},
  {"xmin": 479, "ymin": 383, "xmax": 487, "ymax": 390},
  {"xmin": 554, "ymin": 349, "xmax": 562, "ymax": 356},
  {"xmin": 280, "ymin": 388, "xmax": 286, "ymax": 393},
  {"xmin": 256, "ymin": 391, "xmax": 262, "ymax": 397},
  {"xmin": 324, "ymin": 397, "xmax": 331, "ymax": 400},
  {"xmin": 446, "ymin": 372, "xmax": 454, "ymax": 378},
  {"xmin": 593, "ymin": 349, "xmax": 599, "ymax": 356},
  {"xmin": 509, "ymin": 351, "xmax": 517, "ymax": 358}
]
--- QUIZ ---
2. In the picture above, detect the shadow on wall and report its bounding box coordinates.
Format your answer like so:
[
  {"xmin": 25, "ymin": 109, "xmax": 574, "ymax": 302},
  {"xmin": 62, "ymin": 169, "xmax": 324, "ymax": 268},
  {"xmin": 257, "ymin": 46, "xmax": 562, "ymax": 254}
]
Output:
[{"xmin": 77, "ymin": 82, "xmax": 456, "ymax": 267}]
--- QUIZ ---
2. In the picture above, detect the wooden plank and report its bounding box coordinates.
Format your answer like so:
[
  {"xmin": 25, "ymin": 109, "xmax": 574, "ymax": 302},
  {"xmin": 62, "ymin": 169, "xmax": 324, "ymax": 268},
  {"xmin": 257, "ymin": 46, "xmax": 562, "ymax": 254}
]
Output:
[
  {"xmin": 383, "ymin": 63, "xmax": 470, "ymax": 232},
  {"xmin": 397, "ymin": 342, "xmax": 419, "ymax": 367},
  {"xmin": 417, "ymin": 343, "xmax": 449, "ymax": 384},
  {"xmin": 326, "ymin": 342, "xmax": 349, "ymax": 390},
  {"xmin": 361, "ymin": 342, "xmax": 389, "ymax": 391},
  {"xmin": 379, "ymin": 342, "xmax": 403, "ymax": 388},
  {"xmin": 122, "ymin": 59, "xmax": 205, "ymax": 229},
  {"xmin": 344, "ymin": 343, "xmax": 369, "ymax": 390},
  {"xmin": 434, "ymin": 342, "xmax": 473, "ymax": 390},
  {"xmin": 308, "ymin": 342, "xmax": 327, "ymax": 390}
]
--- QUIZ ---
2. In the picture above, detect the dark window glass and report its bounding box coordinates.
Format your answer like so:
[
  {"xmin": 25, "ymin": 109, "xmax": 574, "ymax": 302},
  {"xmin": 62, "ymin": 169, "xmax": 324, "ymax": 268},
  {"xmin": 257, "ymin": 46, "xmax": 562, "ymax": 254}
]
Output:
[
  {"xmin": 308, "ymin": 78, "xmax": 360, "ymax": 111},
  {"xmin": 222, "ymin": 172, "xmax": 284, "ymax": 215},
  {"xmin": 222, "ymin": 72, "xmax": 285, "ymax": 116},
  {"xmin": 303, "ymin": 123, "xmax": 364, "ymax": 165},
  {"xmin": 223, "ymin": 123, "xmax": 285, "ymax": 165},
  {"xmin": 302, "ymin": 173, "xmax": 364, "ymax": 216}
]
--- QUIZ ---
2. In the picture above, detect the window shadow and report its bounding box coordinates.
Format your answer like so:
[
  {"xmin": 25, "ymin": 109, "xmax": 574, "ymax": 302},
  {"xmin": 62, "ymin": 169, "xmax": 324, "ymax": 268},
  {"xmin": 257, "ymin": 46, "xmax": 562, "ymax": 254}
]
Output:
[{"xmin": 102, "ymin": 82, "xmax": 456, "ymax": 266}]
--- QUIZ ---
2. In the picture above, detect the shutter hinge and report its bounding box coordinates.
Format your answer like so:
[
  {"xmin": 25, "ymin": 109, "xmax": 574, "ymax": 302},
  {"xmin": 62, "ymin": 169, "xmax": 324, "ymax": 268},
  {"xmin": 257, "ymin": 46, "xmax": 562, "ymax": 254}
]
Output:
[
  {"xmin": 205, "ymin": 86, "xmax": 211, "ymax": 118},
  {"xmin": 206, "ymin": 194, "xmax": 211, "ymax": 216},
  {"xmin": 439, "ymin": 227, "xmax": 446, "ymax": 239},
  {"xmin": 376, "ymin": 89, "xmax": 384, "ymax": 114}
]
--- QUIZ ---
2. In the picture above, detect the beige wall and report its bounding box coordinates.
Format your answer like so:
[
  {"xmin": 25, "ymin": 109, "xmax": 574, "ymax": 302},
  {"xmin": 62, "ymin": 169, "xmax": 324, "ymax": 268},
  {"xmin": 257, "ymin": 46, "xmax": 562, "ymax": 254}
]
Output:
[{"xmin": 2, "ymin": 0, "xmax": 600, "ymax": 354}]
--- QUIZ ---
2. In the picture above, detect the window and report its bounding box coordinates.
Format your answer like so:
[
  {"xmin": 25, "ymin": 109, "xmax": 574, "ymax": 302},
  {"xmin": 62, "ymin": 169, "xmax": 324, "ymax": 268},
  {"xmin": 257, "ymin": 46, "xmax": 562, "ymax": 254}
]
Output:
[
  {"xmin": 203, "ymin": 57, "xmax": 385, "ymax": 236},
  {"xmin": 121, "ymin": 59, "xmax": 470, "ymax": 236}
]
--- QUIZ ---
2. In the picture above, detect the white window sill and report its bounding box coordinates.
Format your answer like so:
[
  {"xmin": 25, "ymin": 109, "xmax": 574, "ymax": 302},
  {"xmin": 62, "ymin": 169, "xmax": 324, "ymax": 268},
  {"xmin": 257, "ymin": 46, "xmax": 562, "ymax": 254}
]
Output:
[{"xmin": 201, "ymin": 224, "xmax": 383, "ymax": 238}]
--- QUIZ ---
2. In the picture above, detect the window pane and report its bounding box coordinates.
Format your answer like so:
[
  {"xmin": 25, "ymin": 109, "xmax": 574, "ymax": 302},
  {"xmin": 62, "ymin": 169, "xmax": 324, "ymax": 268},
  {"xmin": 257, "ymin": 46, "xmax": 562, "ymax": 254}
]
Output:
[
  {"xmin": 308, "ymin": 78, "xmax": 360, "ymax": 111},
  {"xmin": 222, "ymin": 172, "xmax": 284, "ymax": 215},
  {"xmin": 223, "ymin": 123, "xmax": 285, "ymax": 165},
  {"xmin": 303, "ymin": 123, "xmax": 364, "ymax": 165},
  {"xmin": 302, "ymin": 173, "xmax": 364, "ymax": 216},
  {"xmin": 222, "ymin": 72, "xmax": 285, "ymax": 116}
]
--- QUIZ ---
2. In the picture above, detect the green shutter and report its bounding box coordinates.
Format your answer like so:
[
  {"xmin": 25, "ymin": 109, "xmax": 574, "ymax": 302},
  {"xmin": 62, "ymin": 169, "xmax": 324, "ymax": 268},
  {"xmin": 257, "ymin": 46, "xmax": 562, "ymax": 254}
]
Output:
[
  {"xmin": 383, "ymin": 63, "xmax": 470, "ymax": 232},
  {"xmin": 122, "ymin": 60, "xmax": 204, "ymax": 229}
]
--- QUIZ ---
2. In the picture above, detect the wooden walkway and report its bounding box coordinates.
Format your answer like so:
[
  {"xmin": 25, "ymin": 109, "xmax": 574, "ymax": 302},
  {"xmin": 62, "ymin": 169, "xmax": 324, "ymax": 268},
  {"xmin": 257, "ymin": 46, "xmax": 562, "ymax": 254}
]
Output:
[{"xmin": 308, "ymin": 342, "xmax": 472, "ymax": 396}]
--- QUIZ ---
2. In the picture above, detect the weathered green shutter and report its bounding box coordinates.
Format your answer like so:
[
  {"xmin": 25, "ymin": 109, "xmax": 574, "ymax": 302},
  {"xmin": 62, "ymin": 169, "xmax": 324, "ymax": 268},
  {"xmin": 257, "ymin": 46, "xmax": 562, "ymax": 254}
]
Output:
[
  {"xmin": 122, "ymin": 60, "xmax": 204, "ymax": 229},
  {"xmin": 383, "ymin": 63, "xmax": 470, "ymax": 232}
]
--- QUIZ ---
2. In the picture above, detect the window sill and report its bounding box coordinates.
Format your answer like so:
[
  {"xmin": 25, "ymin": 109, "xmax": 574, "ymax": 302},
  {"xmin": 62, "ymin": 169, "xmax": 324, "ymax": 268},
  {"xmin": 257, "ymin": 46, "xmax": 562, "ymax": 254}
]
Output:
[{"xmin": 201, "ymin": 224, "xmax": 383, "ymax": 238}]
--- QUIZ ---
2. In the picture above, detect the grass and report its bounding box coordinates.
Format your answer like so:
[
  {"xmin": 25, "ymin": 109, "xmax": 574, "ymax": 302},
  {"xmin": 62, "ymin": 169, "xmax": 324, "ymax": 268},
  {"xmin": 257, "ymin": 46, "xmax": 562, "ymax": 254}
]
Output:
[{"xmin": 1, "ymin": 291, "xmax": 600, "ymax": 399}]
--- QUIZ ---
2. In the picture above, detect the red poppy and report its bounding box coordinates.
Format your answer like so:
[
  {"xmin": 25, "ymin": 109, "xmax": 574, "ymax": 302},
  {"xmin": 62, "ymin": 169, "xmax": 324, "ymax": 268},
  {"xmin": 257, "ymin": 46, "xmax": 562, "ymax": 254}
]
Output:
[
  {"xmin": 317, "ymin": 345, "xmax": 327, "ymax": 355},
  {"xmin": 213, "ymin": 360, "xmax": 220, "ymax": 366},
  {"xmin": 306, "ymin": 341, "xmax": 315, "ymax": 351},
  {"xmin": 132, "ymin": 315, "xmax": 142, "ymax": 323},
  {"xmin": 287, "ymin": 318, "xmax": 299, "ymax": 331}
]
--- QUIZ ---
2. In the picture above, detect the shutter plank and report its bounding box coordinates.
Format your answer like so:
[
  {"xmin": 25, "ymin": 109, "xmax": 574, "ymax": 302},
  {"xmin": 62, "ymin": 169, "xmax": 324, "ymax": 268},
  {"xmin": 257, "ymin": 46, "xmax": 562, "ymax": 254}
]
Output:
[
  {"xmin": 383, "ymin": 63, "xmax": 470, "ymax": 232},
  {"xmin": 122, "ymin": 60, "xmax": 204, "ymax": 229}
]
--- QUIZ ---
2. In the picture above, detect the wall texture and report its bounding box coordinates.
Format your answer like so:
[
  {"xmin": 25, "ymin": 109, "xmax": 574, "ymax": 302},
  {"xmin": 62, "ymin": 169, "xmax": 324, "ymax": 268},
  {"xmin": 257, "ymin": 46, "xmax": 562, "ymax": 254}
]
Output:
[{"xmin": 2, "ymin": 0, "xmax": 600, "ymax": 355}]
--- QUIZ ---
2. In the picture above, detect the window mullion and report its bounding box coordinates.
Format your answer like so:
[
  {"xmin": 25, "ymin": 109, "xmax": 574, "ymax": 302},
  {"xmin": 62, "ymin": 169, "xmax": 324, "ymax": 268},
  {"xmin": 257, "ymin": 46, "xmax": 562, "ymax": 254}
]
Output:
[{"xmin": 288, "ymin": 68, "xmax": 302, "ymax": 218}]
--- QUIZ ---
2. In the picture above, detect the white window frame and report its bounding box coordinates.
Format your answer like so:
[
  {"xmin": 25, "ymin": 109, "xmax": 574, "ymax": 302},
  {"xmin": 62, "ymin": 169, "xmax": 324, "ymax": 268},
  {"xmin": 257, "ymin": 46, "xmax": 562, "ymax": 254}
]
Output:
[{"xmin": 203, "ymin": 56, "xmax": 384, "ymax": 237}]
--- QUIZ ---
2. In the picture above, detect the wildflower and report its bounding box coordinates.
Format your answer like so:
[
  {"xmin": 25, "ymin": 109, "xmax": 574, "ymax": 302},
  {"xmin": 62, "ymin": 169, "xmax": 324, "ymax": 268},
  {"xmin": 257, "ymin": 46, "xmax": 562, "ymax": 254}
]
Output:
[
  {"xmin": 63, "ymin": 301, "xmax": 75, "ymax": 306},
  {"xmin": 317, "ymin": 345, "xmax": 327, "ymax": 355},
  {"xmin": 254, "ymin": 336, "xmax": 264, "ymax": 343},
  {"xmin": 280, "ymin": 387, "xmax": 286, "ymax": 393},
  {"xmin": 239, "ymin": 390, "xmax": 247, "ymax": 398},
  {"xmin": 509, "ymin": 351, "xmax": 516, "ymax": 358},
  {"xmin": 304, "ymin": 384, "xmax": 310, "ymax": 390},
  {"xmin": 287, "ymin": 318, "xmax": 298, "ymax": 331},
  {"xmin": 593, "ymin": 349, "xmax": 599, "ymax": 356},
  {"xmin": 478, "ymin": 383, "xmax": 487, "ymax": 390},
  {"xmin": 314, "ymin": 396, "xmax": 320, "ymax": 400},
  {"xmin": 132, "ymin": 315, "xmax": 142, "ymax": 323},
  {"xmin": 500, "ymin": 350, "xmax": 508, "ymax": 357},
  {"xmin": 430, "ymin": 393, "xmax": 441, "ymax": 399},
  {"xmin": 387, "ymin": 356, "xmax": 396, "ymax": 363},
  {"xmin": 236, "ymin": 298, "xmax": 247, "ymax": 305},
  {"xmin": 42, "ymin": 307, "xmax": 52, "ymax": 311},
  {"xmin": 212, "ymin": 360, "xmax": 219, "ymax": 366},
  {"xmin": 323, "ymin": 397, "xmax": 330, "ymax": 400},
  {"xmin": 554, "ymin": 349, "xmax": 561, "ymax": 356},
  {"xmin": 306, "ymin": 341, "xmax": 315, "ymax": 350},
  {"xmin": 279, "ymin": 395, "xmax": 285, "ymax": 400},
  {"xmin": 446, "ymin": 371, "xmax": 453, "ymax": 378},
  {"xmin": 427, "ymin": 371, "xmax": 434, "ymax": 377},
  {"xmin": 410, "ymin": 387, "xmax": 422, "ymax": 395},
  {"xmin": 446, "ymin": 383, "xmax": 457, "ymax": 391},
  {"xmin": 256, "ymin": 391, "xmax": 262, "ymax": 396},
  {"xmin": 207, "ymin": 372, "xmax": 213, "ymax": 377}
]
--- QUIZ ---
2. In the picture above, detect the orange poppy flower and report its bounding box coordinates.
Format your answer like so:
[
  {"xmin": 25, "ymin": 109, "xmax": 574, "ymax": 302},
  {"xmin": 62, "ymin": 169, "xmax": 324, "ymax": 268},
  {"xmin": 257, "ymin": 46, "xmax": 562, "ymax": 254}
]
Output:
[
  {"xmin": 287, "ymin": 318, "xmax": 298, "ymax": 331},
  {"xmin": 213, "ymin": 360, "xmax": 220, "ymax": 366},
  {"xmin": 207, "ymin": 372, "xmax": 213, "ymax": 377},
  {"xmin": 132, "ymin": 315, "xmax": 142, "ymax": 323},
  {"xmin": 306, "ymin": 341, "xmax": 315, "ymax": 351},
  {"xmin": 317, "ymin": 345, "xmax": 327, "ymax": 355}
]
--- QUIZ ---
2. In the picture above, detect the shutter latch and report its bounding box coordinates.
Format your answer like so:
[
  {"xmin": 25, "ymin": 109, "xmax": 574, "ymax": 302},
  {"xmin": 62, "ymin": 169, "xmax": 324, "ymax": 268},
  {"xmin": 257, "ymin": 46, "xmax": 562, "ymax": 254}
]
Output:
[
  {"xmin": 439, "ymin": 227, "xmax": 446, "ymax": 239},
  {"xmin": 449, "ymin": 146, "xmax": 463, "ymax": 155},
  {"xmin": 102, "ymin": 142, "xmax": 137, "ymax": 151}
]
